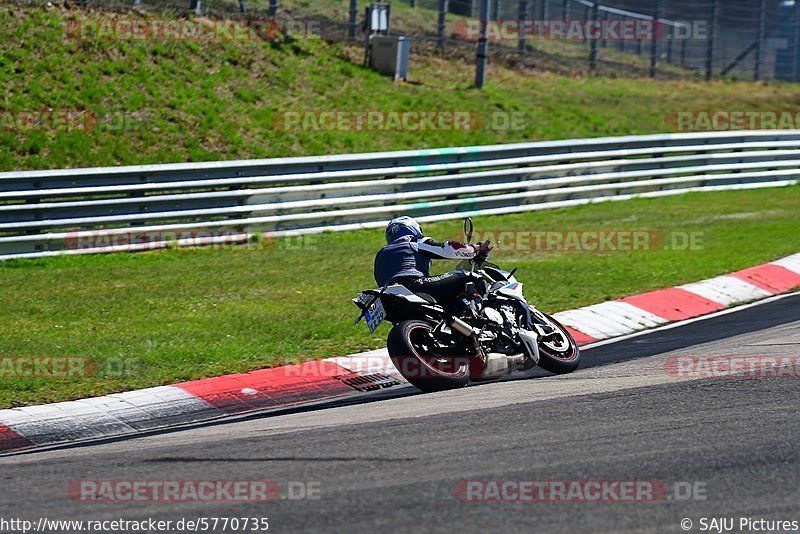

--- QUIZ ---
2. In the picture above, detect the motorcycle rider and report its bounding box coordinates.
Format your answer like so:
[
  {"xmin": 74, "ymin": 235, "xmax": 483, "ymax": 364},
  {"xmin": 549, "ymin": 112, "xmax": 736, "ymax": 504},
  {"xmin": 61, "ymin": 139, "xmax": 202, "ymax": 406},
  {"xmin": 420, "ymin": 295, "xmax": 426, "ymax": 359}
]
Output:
[{"xmin": 374, "ymin": 216, "xmax": 492, "ymax": 308}]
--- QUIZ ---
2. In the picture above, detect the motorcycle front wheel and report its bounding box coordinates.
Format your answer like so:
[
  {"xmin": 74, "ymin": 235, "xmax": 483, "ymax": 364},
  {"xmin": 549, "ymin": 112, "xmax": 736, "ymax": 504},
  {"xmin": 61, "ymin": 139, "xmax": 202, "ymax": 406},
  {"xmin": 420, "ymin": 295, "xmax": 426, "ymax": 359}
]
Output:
[
  {"xmin": 387, "ymin": 320, "xmax": 470, "ymax": 393},
  {"xmin": 536, "ymin": 313, "xmax": 581, "ymax": 374}
]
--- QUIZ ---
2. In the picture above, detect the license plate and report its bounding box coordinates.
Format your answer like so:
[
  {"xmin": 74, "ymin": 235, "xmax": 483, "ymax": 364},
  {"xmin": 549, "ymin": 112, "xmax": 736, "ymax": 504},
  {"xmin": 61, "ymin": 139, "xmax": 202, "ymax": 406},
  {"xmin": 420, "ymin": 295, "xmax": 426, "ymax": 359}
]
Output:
[{"xmin": 365, "ymin": 297, "xmax": 386, "ymax": 333}]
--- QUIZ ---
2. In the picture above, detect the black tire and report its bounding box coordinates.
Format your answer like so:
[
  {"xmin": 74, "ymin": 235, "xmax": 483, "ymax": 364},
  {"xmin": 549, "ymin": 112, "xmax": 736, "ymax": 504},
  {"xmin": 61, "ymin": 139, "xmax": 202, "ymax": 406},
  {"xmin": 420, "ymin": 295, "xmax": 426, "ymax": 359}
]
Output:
[
  {"xmin": 536, "ymin": 314, "xmax": 581, "ymax": 375},
  {"xmin": 387, "ymin": 320, "xmax": 470, "ymax": 393}
]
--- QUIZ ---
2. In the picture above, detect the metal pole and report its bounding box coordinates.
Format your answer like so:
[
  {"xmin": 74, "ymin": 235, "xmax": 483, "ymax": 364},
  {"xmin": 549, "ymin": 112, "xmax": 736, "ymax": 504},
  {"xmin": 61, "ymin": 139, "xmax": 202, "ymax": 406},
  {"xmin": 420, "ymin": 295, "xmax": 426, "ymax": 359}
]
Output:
[
  {"xmin": 792, "ymin": 0, "xmax": 800, "ymax": 81},
  {"xmin": 437, "ymin": 0, "xmax": 449, "ymax": 48},
  {"xmin": 754, "ymin": 0, "xmax": 766, "ymax": 81},
  {"xmin": 410, "ymin": 0, "xmax": 417, "ymax": 6},
  {"xmin": 518, "ymin": 0, "xmax": 529, "ymax": 52},
  {"xmin": 239, "ymin": 0, "xmax": 248, "ymax": 13},
  {"xmin": 666, "ymin": 31, "xmax": 673, "ymax": 63},
  {"xmin": 539, "ymin": 0, "xmax": 548, "ymax": 20},
  {"xmin": 190, "ymin": 0, "xmax": 201, "ymax": 16},
  {"xmin": 349, "ymin": 0, "xmax": 358, "ymax": 39},
  {"xmin": 619, "ymin": 15, "xmax": 625, "ymax": 52},
  {"xmin": 681, "ymin": 36, "xmax": 687, "ymax": 66},
  {"xmin": 476, "ymin": 0, "xmax": 490, "ymax": 88},
  {"xmin": 601, "ymin": 10, "xmax": 608, "ymax": 48},
  {"xmin": 268, "ymin": 0, "xmax": 278, "ymax": 18},
  {"xmin": 492, "ymin": 0, "xmax": 499, "ymax": 19},
  {"xmin": 705, "ymin": 0, "xmax": 719, "ymax": 81},
  {"xmin": 562, "ymin": 0, "xmax": 569, "ymax": 19},
  {"xmin": 649, "ymin": 0, "xmax": 662, "ymax": 77},
  {"xmin": 589, "ymin": 0, "xmax": 598, "ymax": 72}
]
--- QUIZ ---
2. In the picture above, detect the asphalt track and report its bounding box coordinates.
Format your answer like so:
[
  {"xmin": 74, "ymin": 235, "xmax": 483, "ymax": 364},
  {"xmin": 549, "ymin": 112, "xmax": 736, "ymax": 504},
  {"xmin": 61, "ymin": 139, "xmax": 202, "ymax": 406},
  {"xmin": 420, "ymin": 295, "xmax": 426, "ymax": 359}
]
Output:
[{"xmin": 1, "ymin": 294, "xmax": 798, "ymax": 534}]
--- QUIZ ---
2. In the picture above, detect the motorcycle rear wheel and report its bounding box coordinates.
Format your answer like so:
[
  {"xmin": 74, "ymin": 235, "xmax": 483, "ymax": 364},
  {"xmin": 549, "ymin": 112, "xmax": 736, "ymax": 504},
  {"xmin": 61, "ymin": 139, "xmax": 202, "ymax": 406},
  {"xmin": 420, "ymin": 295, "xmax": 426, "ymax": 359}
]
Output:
[{"xmin": 387, "ymin": 320, "xmax": 470, "ymax": 393}]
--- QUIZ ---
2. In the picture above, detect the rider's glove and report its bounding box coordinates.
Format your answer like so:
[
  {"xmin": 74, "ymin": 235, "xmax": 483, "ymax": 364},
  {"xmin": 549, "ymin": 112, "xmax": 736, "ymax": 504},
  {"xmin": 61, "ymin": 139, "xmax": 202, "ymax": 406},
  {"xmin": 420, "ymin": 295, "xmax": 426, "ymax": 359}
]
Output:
[{"xmin": 474, "ymin": 240, "xmax": 494, "ymax": 261}]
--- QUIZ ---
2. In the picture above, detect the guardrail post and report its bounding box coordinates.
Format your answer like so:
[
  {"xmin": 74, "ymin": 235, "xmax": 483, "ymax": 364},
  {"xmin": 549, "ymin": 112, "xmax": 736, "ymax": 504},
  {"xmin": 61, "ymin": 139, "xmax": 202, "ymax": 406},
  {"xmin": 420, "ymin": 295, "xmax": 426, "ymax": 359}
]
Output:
[
  {"xmin": 349, "ymin": 0, "xmax": 358, "ymax": 39},
  {"xmin": 518, "ymin": 0, "xmax": 528, "ymax": 52},
  {"xmin": 705, "ymin": 0, "xmax": 719, "ymax": 81},
  {"xmin": 754, "ymin": 0, "xmax": 766, "ymax": 81},
  {"xmin": 268, "ymin": 0, "xmax": 278, "ymax": 17},
  {"xmin": 437, "ymin": 0, "xmax": 449, "ymax": 48},
  {"xmin": 649, "ymin": 0, "xmax": 662, "ymax": 77},
  {"xmin": 589, "ymin": 0, "xmax": 598, "ymax": 72},
  {"xmin": 475, "ymin": 0, "xmax": 490, "ymax": 88}
]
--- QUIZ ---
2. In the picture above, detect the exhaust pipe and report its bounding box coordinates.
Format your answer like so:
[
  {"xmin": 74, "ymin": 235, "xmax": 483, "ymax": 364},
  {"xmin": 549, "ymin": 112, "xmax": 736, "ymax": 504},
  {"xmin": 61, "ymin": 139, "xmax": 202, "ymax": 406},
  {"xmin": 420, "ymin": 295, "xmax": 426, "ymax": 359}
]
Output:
[{"xmin": 450, "ymin": 317, "xmax": 477, "ymax": 337}]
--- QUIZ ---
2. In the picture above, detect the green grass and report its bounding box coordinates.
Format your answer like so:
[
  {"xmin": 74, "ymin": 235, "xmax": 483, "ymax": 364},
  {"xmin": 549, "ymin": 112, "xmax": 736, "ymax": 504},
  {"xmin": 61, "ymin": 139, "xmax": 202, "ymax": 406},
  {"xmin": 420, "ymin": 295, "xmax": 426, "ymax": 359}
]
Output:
[
  {"xmin": 1, "ymin": 185, "xmax": 798, "ymax": 407},
  {"xmin": 3, "ymin": 5, "xmax": 800, "ymax": 171},
  {"xmin": 2, "ymin": 5, "xmax": 800, "ymax": 407}
]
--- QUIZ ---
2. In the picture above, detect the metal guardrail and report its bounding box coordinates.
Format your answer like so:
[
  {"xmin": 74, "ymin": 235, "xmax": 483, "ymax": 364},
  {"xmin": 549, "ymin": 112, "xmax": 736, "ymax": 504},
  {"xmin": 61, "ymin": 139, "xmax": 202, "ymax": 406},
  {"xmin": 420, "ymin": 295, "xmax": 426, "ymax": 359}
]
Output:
[{"xmin": 1, "ymin": 130, "xmax": 798, "ymax": 260}]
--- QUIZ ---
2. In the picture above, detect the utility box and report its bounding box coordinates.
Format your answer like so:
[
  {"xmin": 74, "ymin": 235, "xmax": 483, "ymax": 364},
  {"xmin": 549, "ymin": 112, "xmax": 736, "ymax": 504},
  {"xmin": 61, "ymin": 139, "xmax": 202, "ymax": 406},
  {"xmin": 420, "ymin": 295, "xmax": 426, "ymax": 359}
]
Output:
[{"xmin": 369, "ymin": 35, "xmax": 410, "ymax": 81}]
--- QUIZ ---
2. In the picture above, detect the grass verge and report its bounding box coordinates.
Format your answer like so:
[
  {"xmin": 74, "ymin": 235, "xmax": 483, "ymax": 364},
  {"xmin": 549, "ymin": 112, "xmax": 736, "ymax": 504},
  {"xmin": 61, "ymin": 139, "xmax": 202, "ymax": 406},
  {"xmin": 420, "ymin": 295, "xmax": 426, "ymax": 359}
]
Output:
[
  {"xmin": 0, "ymin": 185, "xmax": 798, "ymax": 407},
  {"xmin": 3, "ymin": 5, "xmax": 800, "ymax": 171}
]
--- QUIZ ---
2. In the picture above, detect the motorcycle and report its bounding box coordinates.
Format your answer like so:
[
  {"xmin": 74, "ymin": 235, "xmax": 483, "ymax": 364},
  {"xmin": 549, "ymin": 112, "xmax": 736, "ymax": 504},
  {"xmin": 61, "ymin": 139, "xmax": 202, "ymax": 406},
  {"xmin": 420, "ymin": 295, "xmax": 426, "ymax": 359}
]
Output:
[{"xmin": 353, "ymin": 217, "xmax": 581, "ymax": 392}]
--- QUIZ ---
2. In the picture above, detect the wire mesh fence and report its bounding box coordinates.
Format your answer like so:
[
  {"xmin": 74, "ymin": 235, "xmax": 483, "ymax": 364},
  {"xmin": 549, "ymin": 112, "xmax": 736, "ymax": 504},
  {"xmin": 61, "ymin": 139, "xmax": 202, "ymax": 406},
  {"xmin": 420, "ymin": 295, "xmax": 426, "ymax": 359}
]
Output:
[{"xmin": 16, "ymin": 0, "xmax": 799, "ymax": 82}]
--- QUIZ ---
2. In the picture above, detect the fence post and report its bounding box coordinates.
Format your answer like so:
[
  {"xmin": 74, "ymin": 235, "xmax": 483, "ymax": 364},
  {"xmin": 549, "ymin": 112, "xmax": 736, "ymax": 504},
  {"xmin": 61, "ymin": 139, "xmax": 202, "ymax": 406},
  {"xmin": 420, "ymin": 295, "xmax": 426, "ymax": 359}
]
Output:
[
  {"xmin": 539, "ymin": 0, "xmax": 548, "ymax": 20},
  {"xmin": 793, "ymin": 0, "xmax": 800, "ymax": 81},
  {"xmin": 589, "ymin": 0, "xmax": 598, "ymax": 72},
  {"xmin": 562, "ymin": 0, "xmax": 569, "ymax": 19},
  {"xmin": 410, "ymin": 0, "xmax": 417, "ymax": 6},
  {"xmin": 476, "ymin": 0, "xmax": 490, "ymax": 88},
  {"xmin": 649, "ymin": 0, "xmax": 662, "ymax": 77},
  {"xmin": 666, "ymin": 28, "xmax": 673, "ymax": 62},
  {"xmin": 239, "ymin": 0, "xmax": 248, "ymax": 13},
  {"xmin": 754, "ymin": 0, "xmax": 766, "ymax": 80},
  {"xmin": 705, "ymin": 0, "xmax": 719, "ymax": 81},
  {"xmin": 349, "ymin": 0, "xmax": 358, "ymax": 39},
  {"xmin": 189, "ymin": 0, "xmax": 201, "ymax": 16},
  {"xmin": 681, "ymin": 36, "xmax": 687, "ymax": 65},
  {"xmin": 601, "ymin": 10, "xmax": 608, "ymax": 48},
  {"xmin": 268, "ymin": 0, "xmax": 278, "ymax": 17},
  {"xmin": 437, "ymin": 0, "xmax": 449, "ymax": 48},
  {"xmin": 619, "ymin": 15, "xmax": 626, "ymax": 52},
  {"xmin": 518, "ymin": 0, "xmax": 529, "ymax": 52},
  {"xmin": 492, "ymin": 0, "xmax": 499, "ymax": 19}
]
